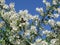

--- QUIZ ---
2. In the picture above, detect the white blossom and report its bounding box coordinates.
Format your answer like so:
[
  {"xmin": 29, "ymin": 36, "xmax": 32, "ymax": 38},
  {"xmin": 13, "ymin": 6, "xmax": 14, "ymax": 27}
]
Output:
[
  {"xmin": 54, "ymin": 14, "xmax": 59, "ymax": 18},
  {"xmin": 16, "ymin": 40, "xmax": 20, "ymax": 44},
  {"xmin": 9, "ymin": 36, "xmax": 14, "ymax": 42},
  {"xmin": 56, "ymin": 21, "xmax": 60, "ymax": 27},
  {"xmin": 57, "ymin": 8, "xmax": 60, "ymax": 13},
  {"xmin": 43, "ymin": 0, "xmax": 46, "ymax": 3},
  {"xmin": 50, "ymin": 39, "xmax": 59, "ymax": 44},
  {"xmin": 25, "ymin": 14, "xmax": 33, "ymax": 19},
  {"xmin": 22, "ymin": 23, "xmax": 26, "ymax": 26},
  {"xmin": 0, "ymin": 0, "xmax": 60, "ymax": 45},
  {"xmin": 19, "ymin": 10, "xmax": 28, "ymax": 15},
  {"xmin": 10, "ymin": 21, "xmax": 17, "ymax": 27},
  {"xmin": 3, "ymin": 4, "xmax": 9, "ymax": 9},
  {"xmin": 53, "ymin": 0, "xmax": 57, "ymax": 5},
  {"xmin": 23, "ymin": 9, "xmax": 28, "ymax": 14},
  {"xmin": 24, "ymin": 30, "xmax": 30, "ymax": 36},
  {"xmin": 36, "ymin": 38, "xmax": 42, "ymax": 43},
  {"xmin": 36, "ymin": 7, "xmax": 43, "ymax": 13},
  {"xmin": 9, "ymin": 3, "xmax": 15, "ymax": 9},
  {"xmin": 31, "ymin": 26, "xmax": 36, "ymax": 30},
  {"xmin": 48, "ymin": 19, "xmax": 55, "ymax": 27},
  {"xmin": 10, "ymin": 13, "xmax": 19, "ymax": 21},
  {"xmin": 0, "ymin": 21, "xmax": 5, "ymax": 28},
  {"xmin": 2, "ymin": 12, "xmax": 10, "ymax": 20},
  {"xmin": 43, "ymin": 30, "xmax": 51, "ymax": 34},
  {"xmin": 19, "ymin": 23, "xmax": 26, "ymax": 27},
  {"xmin": 40, "ymin": 40, "xmax": 48, "ymax": 45},
  {"xmin": 25, "ymin": 22, "xmax": 29, "ymax": 27},
  {"xmin": 30, "ymin": 26, "xmax": 37, "ymax": 34},
  {"xmin": 33, "ymin": 15, "xmax": 39, "ymax": 20},
  {"xmin": 19, "ymin": 23, "xmax": 22, "ymax": 27},
  {"xmin": 12, "ymin": 26, "xmax": 18, "ymax": 31},
  {"xmin": 46, "ymin": 2, "xmax": 51, "ymax": 8},
  {"xmin": 16, "ymin": 35, "xmax": 20, "ymax": 38},
  {"xmin": 0, "ymin": 0, "xmax": 5, "ymax": 3}
]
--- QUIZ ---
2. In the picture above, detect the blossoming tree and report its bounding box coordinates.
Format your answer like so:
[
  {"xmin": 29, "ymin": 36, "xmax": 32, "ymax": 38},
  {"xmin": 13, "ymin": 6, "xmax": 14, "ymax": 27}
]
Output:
[{"xmin": 0, "ymin": 0, "xmax": 60, "ymax": 45}]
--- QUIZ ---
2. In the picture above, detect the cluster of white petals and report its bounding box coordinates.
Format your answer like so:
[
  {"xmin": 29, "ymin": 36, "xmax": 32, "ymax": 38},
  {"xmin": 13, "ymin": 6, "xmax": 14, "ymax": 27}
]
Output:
[
  {"xmin": 48, "ymin": 19, "xmax": 55, "ymax": 27},
  {"xmin": 0, "ymin": 0, "xmax": 60, "ymax": 45},
  {"xmin": 56, "ymin": 21, "xmax": 60, "ymax": 27}
]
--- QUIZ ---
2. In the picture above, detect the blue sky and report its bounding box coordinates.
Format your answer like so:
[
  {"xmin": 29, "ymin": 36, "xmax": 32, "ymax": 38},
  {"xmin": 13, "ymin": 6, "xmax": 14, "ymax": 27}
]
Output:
[
  {"xmin": 5, "ymin": 0, "xmax": 60, "ymax": 29},
  {"xmin": 5, "ymin": 0, "xmax": 55, "ymax": 30},
  {"xmin": 5, "ymin": 0, "xmax": 46, "ymax": 15},
  {"xmin": 5, "ymin": 0, "xmax": 52, "ymax": 15}
]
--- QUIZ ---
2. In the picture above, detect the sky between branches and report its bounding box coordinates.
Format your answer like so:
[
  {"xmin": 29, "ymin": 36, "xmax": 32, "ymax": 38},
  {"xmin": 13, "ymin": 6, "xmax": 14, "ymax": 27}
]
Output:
[{"xmin": 5, "ymin": 0, "xmax": 60, "ymax": 30}]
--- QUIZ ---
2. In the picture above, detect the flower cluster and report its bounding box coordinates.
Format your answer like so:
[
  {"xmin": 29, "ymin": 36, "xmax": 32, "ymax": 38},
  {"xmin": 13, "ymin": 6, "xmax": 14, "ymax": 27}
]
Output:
[{"xmin": 0, "ymin": 0, "xmax": 60, "ymax": 45}]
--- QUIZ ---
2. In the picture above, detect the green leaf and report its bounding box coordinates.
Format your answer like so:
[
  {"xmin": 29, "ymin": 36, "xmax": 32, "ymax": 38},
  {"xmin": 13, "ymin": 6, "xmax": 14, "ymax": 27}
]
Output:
[
  {"xmin": 0, "ymin": 30, "xmax": 2, "ymax": 32},
  {"xmin": 2, "ymin": 40, "xmax": 5, "ymax": 45}
]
